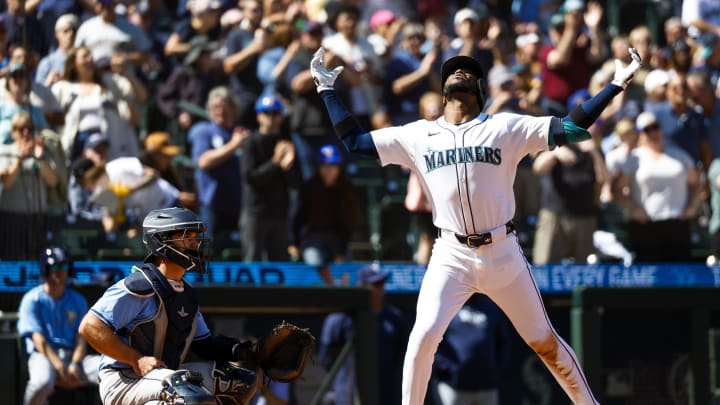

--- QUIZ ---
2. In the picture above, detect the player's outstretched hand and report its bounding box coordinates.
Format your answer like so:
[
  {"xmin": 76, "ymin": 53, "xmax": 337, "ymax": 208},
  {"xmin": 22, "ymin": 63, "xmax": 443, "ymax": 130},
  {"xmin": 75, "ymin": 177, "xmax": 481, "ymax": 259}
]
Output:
[
  {"xmin": 611, "ymin": 47, "xmax": 642, "ymax": 89},
  {"xmin": 310, "ymin": 47, "xmax": 344, "ymax": 93}
]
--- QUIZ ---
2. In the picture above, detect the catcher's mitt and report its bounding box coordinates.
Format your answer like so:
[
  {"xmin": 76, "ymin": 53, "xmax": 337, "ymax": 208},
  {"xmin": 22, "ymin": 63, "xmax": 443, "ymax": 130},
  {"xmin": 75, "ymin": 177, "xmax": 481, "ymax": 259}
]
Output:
[{"xmin": 257, "ymin": 321, "xmax": 315, "ymax": 383}]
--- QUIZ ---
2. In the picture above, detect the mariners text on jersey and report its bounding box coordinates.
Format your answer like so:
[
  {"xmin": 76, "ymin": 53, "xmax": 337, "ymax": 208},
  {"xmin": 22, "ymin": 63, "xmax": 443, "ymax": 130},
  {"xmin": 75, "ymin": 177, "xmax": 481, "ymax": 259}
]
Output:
[{"xmin": 423, "ymin": 145, "xmax": 502, "ymax": 173}]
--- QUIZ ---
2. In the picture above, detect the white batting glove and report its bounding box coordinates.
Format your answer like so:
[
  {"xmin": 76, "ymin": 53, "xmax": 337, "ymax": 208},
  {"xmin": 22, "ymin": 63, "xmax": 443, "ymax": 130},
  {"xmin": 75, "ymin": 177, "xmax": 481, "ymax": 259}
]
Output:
[
  {"xmin": 310, "ymin": 48, "xmax": 344, "ymax": 93},
  {"xmin": 611, "ymin": 47, "xmax": 642, "ymax": 89}
]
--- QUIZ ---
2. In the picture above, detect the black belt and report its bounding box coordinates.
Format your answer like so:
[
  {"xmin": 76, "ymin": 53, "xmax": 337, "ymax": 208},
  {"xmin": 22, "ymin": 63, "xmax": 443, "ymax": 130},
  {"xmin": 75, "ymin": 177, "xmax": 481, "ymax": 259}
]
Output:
[{"xmin": 447, "ymin": 221, "xmax": 516, "ymax": 248}]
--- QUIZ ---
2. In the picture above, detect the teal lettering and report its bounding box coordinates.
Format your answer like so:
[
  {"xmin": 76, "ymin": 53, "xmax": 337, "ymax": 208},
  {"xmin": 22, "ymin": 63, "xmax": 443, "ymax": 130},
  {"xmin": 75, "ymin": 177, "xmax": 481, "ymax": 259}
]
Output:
[{"xmin": 446, "ymin": 149, "xmax": 456, "ymax": 165}]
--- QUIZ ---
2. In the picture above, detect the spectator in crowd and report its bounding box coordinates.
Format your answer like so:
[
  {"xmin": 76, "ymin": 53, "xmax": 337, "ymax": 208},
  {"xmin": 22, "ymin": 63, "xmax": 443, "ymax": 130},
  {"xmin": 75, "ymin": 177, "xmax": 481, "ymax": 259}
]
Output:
[
  {"xmin": 67, "ymin": 136, "xmax": 109, "ymax": 222},
  {"xmin": 0, "ymin": 63, "xmax": 50, "ymax": 144},
  {"xmin": 156, "ymin": 35, "xmax": 224, "ymax": 135},
  {"xmin": 0, "ymin": 45, "xmax": 65, "ymax": 128},
  {"xmin": 289, "ymin": 144, "xmax": 356, "ymax": 285},
  {"xmin": 165, "ymin": 0, "xmax": 223, "ymax": 58},
  {"xmin": 24, "ymin": 0, "xmax": 79, "ymax": 51},
  {"xmin": 74, "ymin": 0, "xmax": 152, "ymax": 67},
  {"xmin": 444, "ymin": 7, "xmax": 494, "ymax": 77},
  {"xmin": 540, "ymin": 2, "xmax": 607, "ymax": 115},
  {"xmin": 0, "ymin": 111, "xmax": 60, "ymax": 259},
  {"xmin": 603, "ymin": 118, "xmax": 639, "ymax": 204},
  {"xmin": 318, "ymin": 265, "xmax": 408, "ymax": 405},
  {"xmin": 380, "ymin": 22, "xmax": 441, "ymax": 126},
  {"xmin": 646, "ymin": 71, "xmax": 711, "ymax": 170},
  {"xmin": 367, "ymin": 9, "xmax": 401, "ymax": 60},
  {"xmin": 240, "ymin": 94, "xmax": 301, "ymax": 261},
  {"xmin": 642, "ymin": 68, "xmax": 670, "ymax": 112},
  {"xmin": 35, "ymin": 14, "xmax": 78, "ymax": 88},
  {"xmin": 322, "ymin": 3, "xmax": 383, "ymax": 130},
  {"xmin": 668, "ymin": 38, "xmax": 693, "ymax": 74},
  {"xmin": 614, "ymin": 111, "xmax": 704, "ymax": 262},
  {"xmin": 52, "ymin": 45, "xmax": 141, "ymax": 163},
  {"xmin": 256, "ymin": 21, "xmax": 296, "ymax": 97},
  {"xmin": 627, "ymin": 25, "xmax": 654, "ymax": 85},
  {"xmin": 512, "ymin": 31, "xmax": 545, "ymax": 116},
  {"xmin": 190, "ymin": 85, "xmax": 248, "ymax": 240},
  {"xmin": 222, "ymin": 0, "xmax": 268, "ymax": 126},
  {"xmin": 284, "ymin": 19, "xmax": 340, "ymax": 180},
  {"xmin": 402, "ymin": 91, "xmax": 440, "ymax": 266},
  {"xmin": 687, "ymin": 69, "xmax": 720, "ymax": 158},
  {"xmin": 74, "ymin": 154, "xmax": 183, "ymax": 234},
  {"xmin": 17, "ymin": 246, "xmax": 100, "ymax": 405},
  {"xmin": 682, "ymin": 0, "xmax": 720, "ymax": 39},
  {"xmin": 532, "ymin": 132, "xmax": 608, "ymax": 265},
  {"xmin": 431, "ymin": 293, "xmax": 511, "ymax": 405},
  {"xmin": 140, "ymin": 131, "xmax": 198, "ymax": 210},
  {"xmin": 2, "ymin": 0, "xmax": 49, "ymax": 63}
]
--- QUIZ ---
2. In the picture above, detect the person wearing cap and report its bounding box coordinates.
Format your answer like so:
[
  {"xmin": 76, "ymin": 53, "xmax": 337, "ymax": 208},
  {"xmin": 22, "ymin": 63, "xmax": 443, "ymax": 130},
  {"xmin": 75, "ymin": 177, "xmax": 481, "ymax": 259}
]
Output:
[
  {"xmin": 140, "ymin": 132, "xmax": 198, "ymax": 211},
  {"xmin": 613, "ymin": 111, "xmax": 703, "ymax": 263},
  {"xmin": 156, "ymin": 35, "xmax": 224, "ymax": 131},
  {"xmin": 540, "ymin": 1, "xmax": 607, "ymax": 113},
  {"xmin": 318, "ymin": 265, "xmax": 408, "ymax": 405},
  {"xmin": 288, "ymin": 144, "xmax": 357, "ymax": 285},
  {"xmin": 367, "ymin": 9, "xmax": 401, "ymax": 59},
  {"xmin": 378, "ymin": 22, "xmax": 441, "ymax": 127},
  {"xmin": 311, "ymin": 33, "xmax": 641, "ymax": 402},
  {"xmin": 165, "ymin": 0, "xmax": 222, "ymax": 57},
  {"xmin": 443, "ymin": 7, "xmax": 493, "ymax": 78},
  {"xmin": 18, "ymin": 246, "xmax": 101, "ymax": 405},
  {"xmin": 189, "ymin": 86, "xmax": 248, "ymax": 240},
  {"xmin": 239, "ymin": 94, "xmax": 301, "ymax": 261},
  {"xmin": 36, "ymin": 14, "xmax": 78, "ymax": 88}
]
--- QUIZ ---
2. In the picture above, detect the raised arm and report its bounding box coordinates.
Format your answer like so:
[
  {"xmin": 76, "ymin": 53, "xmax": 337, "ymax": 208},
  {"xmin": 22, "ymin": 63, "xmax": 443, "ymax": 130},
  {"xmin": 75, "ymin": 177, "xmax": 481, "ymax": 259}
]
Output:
[
  {"xmin": 550, "ymin": 48, "xmax": 642, "ymax": 147},
  {"xmin": 310, "ymin": 48, "xmax": 378, "ymax": 159}
]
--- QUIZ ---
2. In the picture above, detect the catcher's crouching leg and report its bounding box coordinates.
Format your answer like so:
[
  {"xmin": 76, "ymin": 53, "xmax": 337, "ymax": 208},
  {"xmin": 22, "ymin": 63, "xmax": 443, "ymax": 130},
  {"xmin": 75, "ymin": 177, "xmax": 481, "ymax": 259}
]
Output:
[
  {"xmin": 211, "ymin": 361, "xmax": 258, "ymax": 405},
  {"xmin": 159, "ymin": 370, "xmax": 216, "ymax": 405}
]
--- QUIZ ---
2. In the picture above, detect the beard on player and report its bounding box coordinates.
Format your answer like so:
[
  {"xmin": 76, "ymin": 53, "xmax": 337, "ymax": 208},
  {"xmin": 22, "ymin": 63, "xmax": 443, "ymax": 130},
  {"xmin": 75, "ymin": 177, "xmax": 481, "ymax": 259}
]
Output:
[{"xmin": 444, "ymin": 79, "xmax": 480, "ymax": 99}]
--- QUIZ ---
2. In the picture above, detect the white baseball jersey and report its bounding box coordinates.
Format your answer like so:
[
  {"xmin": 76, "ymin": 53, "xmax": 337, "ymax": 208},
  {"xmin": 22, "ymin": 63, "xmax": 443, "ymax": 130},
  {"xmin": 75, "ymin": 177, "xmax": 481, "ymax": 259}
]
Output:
[{"xmin": 372, "ymin": 113, "xmax": 552, "ymax": 234}]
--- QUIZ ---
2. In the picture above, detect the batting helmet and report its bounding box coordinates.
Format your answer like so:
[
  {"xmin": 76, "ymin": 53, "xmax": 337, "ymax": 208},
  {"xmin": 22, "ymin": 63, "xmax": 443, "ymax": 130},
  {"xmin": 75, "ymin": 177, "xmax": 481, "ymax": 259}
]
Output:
[
  {"xmin": 440, "ymin": 55, "xmax": 488, "ymax": 108},
  {"xmin": 142, "ymin": 207, "xmax": 211, "ymax": 273},
  {"xmin": 40, "ymin": 246, "xmax": 73, "ymax": 279}
]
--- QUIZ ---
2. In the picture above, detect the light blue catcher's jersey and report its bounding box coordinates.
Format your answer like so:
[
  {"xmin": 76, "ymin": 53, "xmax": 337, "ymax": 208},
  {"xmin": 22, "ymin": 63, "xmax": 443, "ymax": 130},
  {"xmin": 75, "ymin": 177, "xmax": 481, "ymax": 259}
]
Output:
[{"xmin": 89, "ymin": 278, "xmax": 211, "ymax": 370}]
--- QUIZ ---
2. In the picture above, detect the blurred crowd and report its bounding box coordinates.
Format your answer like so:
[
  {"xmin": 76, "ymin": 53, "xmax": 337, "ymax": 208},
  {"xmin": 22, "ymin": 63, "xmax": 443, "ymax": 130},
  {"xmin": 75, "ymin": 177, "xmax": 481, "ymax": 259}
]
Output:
[{"xmin": 0, "ymin": 0, "xmax": 719, "ymax": 267}]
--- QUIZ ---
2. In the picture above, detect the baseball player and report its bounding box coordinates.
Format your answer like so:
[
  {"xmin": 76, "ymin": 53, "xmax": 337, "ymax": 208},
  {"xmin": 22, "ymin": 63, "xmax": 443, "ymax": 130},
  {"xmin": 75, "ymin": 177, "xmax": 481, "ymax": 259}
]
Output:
[
  {"xmin": 311, "ymin": 47, "xmax": 642, "ymax": 405},
  {"xmin": 78, "ymin": 207, "xmax": 257, "ymax": 404}
]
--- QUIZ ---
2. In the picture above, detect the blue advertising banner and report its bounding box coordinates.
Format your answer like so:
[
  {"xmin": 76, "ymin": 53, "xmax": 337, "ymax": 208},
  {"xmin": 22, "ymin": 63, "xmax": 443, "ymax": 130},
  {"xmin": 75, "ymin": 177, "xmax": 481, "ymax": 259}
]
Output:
[{"xmin": 0, "ymin": 261, "xmax": 719, "ymax": 293}]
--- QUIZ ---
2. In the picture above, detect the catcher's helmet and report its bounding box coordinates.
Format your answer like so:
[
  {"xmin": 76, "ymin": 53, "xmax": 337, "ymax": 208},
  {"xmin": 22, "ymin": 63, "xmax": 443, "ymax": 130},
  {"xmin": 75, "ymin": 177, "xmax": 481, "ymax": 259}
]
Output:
[
  {"xmin": 142, "ymin": 207, "xmax": 211, "ymax": 273},
  {"xmin": 40, "ymin": 246, "xmax": 73, "ymax": 279},
  {"xmin": 440, "ymin": 55, "xmax": 488, "ymax": 108}
]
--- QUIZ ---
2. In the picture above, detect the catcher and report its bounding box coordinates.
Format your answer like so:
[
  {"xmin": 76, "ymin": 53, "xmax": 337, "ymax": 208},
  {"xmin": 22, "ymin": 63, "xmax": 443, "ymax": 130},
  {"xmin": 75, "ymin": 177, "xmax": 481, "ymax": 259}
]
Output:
[{"xmin": 79, "ymin": 207, "xmax": 314, "ymax": 405}]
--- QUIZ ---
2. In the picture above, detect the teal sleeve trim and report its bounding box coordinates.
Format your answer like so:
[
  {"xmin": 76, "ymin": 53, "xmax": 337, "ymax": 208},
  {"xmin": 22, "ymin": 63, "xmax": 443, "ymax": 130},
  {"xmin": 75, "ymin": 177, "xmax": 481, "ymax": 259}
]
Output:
[{"xmin": 548, "ymin": 117, "xmax": 591, "ymax": 147}]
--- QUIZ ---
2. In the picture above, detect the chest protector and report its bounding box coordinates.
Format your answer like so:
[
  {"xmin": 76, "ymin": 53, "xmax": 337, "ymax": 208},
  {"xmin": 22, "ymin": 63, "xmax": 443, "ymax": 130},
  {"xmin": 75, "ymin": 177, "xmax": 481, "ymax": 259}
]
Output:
[{"xmin": 123, "ymin": 264, "xmax": 199, "ymax": 369}]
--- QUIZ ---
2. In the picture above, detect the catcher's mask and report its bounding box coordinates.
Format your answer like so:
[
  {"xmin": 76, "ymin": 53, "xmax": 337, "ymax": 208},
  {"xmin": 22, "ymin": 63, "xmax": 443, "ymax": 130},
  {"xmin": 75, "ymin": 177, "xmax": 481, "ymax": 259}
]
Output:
[
  {"xmin": 142, "ymin": 207, "xmax": 211, "ymax": 273},
  {"xmin": 40, "ymin": 246, "xmax": 74, "ymax": 279},
  {"xmin": 212, "ymin": 361, "xmax": 258, "ymax": 405},
  {"xmin": 440, "ymin": 55, "xmax": 488, "ymax": 109}
]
